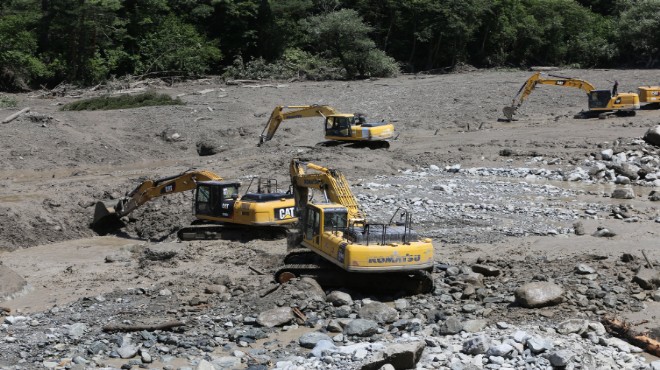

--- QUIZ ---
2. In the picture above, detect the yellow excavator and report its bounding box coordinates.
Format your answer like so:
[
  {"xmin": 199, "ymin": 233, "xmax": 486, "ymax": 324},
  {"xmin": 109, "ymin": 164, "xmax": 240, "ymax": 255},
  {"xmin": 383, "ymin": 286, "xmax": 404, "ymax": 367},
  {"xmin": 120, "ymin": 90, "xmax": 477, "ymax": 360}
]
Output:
[
  {"xmin": 92, "ymin": 170, "xmax": 297, "ymax": 240},
  {"xmin": 503, "ymin": 72, "xmax": 640, "ymax": 120},
  {"xmin": 258, "ymin": 105, "xmax": 395, "ymax": 149},
  {"xmin": 275, "ymin": 159, "xmax": 435, "ymax": 293}
]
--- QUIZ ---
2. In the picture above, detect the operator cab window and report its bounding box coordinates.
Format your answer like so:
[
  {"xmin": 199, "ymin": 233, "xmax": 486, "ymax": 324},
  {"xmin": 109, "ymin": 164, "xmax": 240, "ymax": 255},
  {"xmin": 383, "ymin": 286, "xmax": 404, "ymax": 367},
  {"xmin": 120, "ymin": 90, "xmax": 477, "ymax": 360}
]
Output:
[
  {"xmin": 223, "ymin": 185, "xmax": 238, "ymax": 199},
  {"xmin": 324, "ymin": 210, "xmax": 347, "ymax": 232}
]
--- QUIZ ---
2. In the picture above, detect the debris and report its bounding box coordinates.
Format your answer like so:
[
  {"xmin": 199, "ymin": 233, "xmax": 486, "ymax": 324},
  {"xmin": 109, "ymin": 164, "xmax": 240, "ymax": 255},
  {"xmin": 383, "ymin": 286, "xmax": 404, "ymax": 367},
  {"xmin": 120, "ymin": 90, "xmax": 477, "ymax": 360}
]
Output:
[
  {"xmin": 102, "ymin": 320, "xmax": 185, "ymax": 332},
  {"xmin": 195, "ymin": 89, "xmax": 215, "ymax": 95},
  {"xmin": 2, "ymin": 107, "xmax": 30, "ymax": 124},
  {"xmin": 602, "ymin": 317, "xmax": 660, "ymax": 356}
]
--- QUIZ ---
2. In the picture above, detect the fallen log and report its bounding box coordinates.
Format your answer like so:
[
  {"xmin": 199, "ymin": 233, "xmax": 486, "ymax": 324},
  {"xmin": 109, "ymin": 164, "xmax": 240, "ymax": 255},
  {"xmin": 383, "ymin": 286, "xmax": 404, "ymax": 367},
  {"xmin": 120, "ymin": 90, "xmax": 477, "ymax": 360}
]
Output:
[
  {"xmin": 102, "ymin": 320, "xmax": 185, "ymax": 333},
  {"xmin": 0, "ymin": 306, "xmax": 11, "ymax": 313},
  {"xmin": 602, "ymin": 317, "xmax": 660, "ymax": 356},
  {"xmin": 2, "ymin": 107, "xmax": 30, "ymax": 124}
]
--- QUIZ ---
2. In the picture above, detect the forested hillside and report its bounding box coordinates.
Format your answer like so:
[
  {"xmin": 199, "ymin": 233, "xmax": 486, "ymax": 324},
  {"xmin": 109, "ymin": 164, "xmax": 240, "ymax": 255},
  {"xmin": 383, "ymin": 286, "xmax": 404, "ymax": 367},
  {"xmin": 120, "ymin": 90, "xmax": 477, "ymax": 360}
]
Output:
[{"xmin": 1, "ymin": 0, "xmax": 658, "ymax": 90}]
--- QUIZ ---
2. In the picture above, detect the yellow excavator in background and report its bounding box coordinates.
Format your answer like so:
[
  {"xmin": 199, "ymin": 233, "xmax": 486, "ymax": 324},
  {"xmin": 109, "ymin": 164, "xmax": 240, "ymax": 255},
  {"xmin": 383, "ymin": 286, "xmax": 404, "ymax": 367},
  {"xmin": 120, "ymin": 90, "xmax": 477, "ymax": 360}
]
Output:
[
  {"xmin": 258, "ymin": 105, "xmax": 395, "ymax": 149},
  {"xmin": 92, "ymin": 170, "xmax": 297, "ymax": 240},
  {"xmin": 503, "ymin": 72, "xmax": 640, "ymax": 120},
  {"xmin": 275, "ymin": 159, "xmax": 435, "ymax": 293}
]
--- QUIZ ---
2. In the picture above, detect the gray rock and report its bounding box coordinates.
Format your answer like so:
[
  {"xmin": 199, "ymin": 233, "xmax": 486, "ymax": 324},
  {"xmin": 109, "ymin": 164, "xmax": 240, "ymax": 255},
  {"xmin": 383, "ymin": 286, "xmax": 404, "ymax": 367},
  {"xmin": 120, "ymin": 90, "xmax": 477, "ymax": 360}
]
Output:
[
  {"xmin": 211, "ymin": 357, "xmax": 242, "ymax": 369},
  {"xmin": 601, "ymin": 149, "xmax": 614, "ymax": 160},
  {"xmin": 360, "ymin": 341, "xmax": 425, "ymax": 370},
  {"xmin": 393, "ymin": 299, "xmax": 408, "ymax": 310},
  {"xmin": 143, "ymin": 243, "xmax": 179, "ymax": 261},
  {"xmin": 117, "ymin": 344, "xmax": 138, "ymax": 359},
  {"xmin": 0, "ymin": 265, "xmax": 27, "ymax": 300},
  {"xmin": 296, "ymin": 277, "xmax": 326, "ymax": 302},
  {"xmin": 650, "ymin": 360, "xmax": 660, "ymax": 370},
  {"xmin": 573, "ymin": 221, "xmax": 585, "ymax": 235},
  {"xmin": 140, "ymin": 350, "xmax": 152, "ymax": 363},
  {"xmin": 438, "ymin": 316, "xmax": 463, "ymax": 335},
  {"xmin": 462, "ymin": 335, "xmax": 491, "ymax": 355},
  {"xmin": 462, "ymin": 319, "xmax": 488, "ymax": 333},
  {"xmin": 88, "ymin": 341, "xmax": 109, "ymax": 355},
  {"xmin": 633, "ymin": 269, "xmax": 660, "ymax": 290},
  {"xmin": 487, "ymin": 343, "xmax": 513, "ymax": 357},
  {"xmin": 514, "ymin": 282, "xmax": 564, "ymax": 308},
  {"xmin": 526, "ymin": 336, "xmax": 553, "ymax": 353},
  {"xmin": 257, "ymin": 306, "xmax": 293, "ymax": 328},
  {"xmin": 574, "ymin": 264, "xmax": 595, "ymax": 275},
  {"xmin": 327, "ymin": 319, "xmax": 344, "ymax": 332},
  {"xmin": 649, "ymin": 190, "xmax": 660, "ymax": 202},
  {"xmin": 611, "ymin": 188, "xmax": 635, "ymax": 199},
  {"xmin": 548, "ymin": 350, "xmax": 573, "ymax": 367},
  {"xmin": 556, "ymin": 319, "xmax": 588, "ymax": 335},
  {"xmin": 345, "ymin": 319, "xmax": 379, "ymax": 337},
  {"xmin": 359, "ymin": 302, "xmax": 398, "ymax": 324},
  {"xmin": 643, "ymin": 125, "xmax": 660, "ymax": 147},
  {"xmin": 67, "ymin": 323, "xmax": 87, "ymax": 339},
  {"xmin": 378, "ymin": 365, "xmax": 395, "ymax": 370},
  {"xmin": 311, "ymin": 340, "xmax": 337, "ymax": 358},
  {"xmin": 472, "ymin": 264, "xmax": 500, "ymax": 277},
  {"xmin": 326, "ymin": 290, "xmax": 353, "ymax": 306},
  {"xmin": 592, "ymin": 227, "xmax": 616, "ymax": 237},
  {"xmin": 299, "ymin": 332, "xmax": 333, "ymax": 349}
]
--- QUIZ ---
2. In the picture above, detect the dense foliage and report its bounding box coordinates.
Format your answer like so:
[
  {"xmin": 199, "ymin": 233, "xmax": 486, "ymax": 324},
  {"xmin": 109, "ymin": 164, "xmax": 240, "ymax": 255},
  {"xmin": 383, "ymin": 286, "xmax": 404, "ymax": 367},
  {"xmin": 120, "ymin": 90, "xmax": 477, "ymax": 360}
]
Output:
[
  {"xmin": 0, "ymin": 0, "xmax": 658, "ymax": 90},
  {"xmin": 61, "ymin": 91, "xmax": 183, "ymax": 111}
]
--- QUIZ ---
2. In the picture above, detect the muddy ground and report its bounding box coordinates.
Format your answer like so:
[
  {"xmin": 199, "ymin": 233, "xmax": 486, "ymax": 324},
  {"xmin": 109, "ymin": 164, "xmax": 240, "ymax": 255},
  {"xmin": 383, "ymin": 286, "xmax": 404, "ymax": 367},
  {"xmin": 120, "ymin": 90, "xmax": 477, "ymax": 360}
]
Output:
[{"xmin": 1, "ymin": 69, "xmax": 660, "ymax": 367}]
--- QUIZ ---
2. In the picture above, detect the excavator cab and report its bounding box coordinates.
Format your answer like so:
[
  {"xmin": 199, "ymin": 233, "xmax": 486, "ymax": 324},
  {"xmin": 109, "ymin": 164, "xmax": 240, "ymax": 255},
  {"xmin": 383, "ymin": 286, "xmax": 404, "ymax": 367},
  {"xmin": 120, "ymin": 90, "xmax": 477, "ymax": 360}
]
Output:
[
  {"xmin": 194, "ymin": 181, "xmax": 241, "ymax": 218},
  {"xmin": 325, "ymin": 115, "xmax": 353, "ymax": 138},
  {"xmin": 588, "ymin": 90, "xmax": 614, "ymax": 109}
]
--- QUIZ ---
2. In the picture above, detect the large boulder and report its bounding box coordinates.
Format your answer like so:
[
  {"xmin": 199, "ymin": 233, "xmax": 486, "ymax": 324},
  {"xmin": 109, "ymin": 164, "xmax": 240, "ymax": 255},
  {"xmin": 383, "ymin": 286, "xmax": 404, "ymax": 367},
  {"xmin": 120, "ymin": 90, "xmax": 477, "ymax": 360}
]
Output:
[
  {"xmin": 0, "ymin": 265, "xmax": 27, "ymax": 300},
  {"xmin": 643, "ymin": 126, "xmax": 660, "ymax": 147},
  {"xmin": 360, "ymin": 341, "xmax": 425, "ymax": 370},
  {"xmin": 514, "ymin": 282, "xmax": 564, "ymax": 308},
  {"xmin": 359, "ymin": 302, "xmax": 398, "ymax": 324},
  {"xmin": 345, "ymin": 319, "xmax": 379, "ymax": 337},
  {"xmin": 256, "ymin": 307, "xmax": 293, "ymax": 328},
  {"xmin": 299, "ymin": 332, "xmax": 333, "ymax": 349},
  {"xmin": 633, "ymin": 269, "xmax": 660, "ymax": 290}
]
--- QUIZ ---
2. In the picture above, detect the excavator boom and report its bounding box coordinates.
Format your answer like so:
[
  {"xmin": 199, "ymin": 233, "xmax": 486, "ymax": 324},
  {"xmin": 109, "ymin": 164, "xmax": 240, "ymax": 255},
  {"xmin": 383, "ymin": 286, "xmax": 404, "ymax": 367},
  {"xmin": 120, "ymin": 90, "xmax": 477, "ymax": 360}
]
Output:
[
  {"xmin": 504, "ymin": 72, "xmax": 597, "ymax": 120},
  {"xmin": 289, "ymin": 159, "xmax": 365, "ymax": 223},
  {"xmin": 259, "ymin": 105, "xmax": 339, "ymax": 144},
  {"xmin": 92, "ymin": 170, "xmax": 222, "ymax": 229}
]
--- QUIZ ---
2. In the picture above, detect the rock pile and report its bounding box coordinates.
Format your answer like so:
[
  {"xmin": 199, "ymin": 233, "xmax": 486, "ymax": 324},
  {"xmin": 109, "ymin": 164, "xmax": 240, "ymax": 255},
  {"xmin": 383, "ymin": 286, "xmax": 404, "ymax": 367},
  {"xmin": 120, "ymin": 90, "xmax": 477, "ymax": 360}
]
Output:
[{"xmin": 2, "ymin": 251, "xmax": 659, "ymax": 369}]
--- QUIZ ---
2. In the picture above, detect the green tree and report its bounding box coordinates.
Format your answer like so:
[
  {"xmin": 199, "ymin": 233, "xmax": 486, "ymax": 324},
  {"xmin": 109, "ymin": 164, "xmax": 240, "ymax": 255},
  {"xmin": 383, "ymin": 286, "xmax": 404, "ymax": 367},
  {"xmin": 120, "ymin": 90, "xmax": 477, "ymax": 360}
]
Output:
[
  {"xmin": 616, "ymin": 0, "xmax": 660, "ymax": 67},
  {"xmin": 301, "ymin": 8, "xmax": 398, "ymax": 78},
  {"xmin": 0, "ymin": 0, "xmax": 49, "ymax": 90},
  {"xmin": 136, "ymin": 15, "xmax": 222, "ymax": 76}
]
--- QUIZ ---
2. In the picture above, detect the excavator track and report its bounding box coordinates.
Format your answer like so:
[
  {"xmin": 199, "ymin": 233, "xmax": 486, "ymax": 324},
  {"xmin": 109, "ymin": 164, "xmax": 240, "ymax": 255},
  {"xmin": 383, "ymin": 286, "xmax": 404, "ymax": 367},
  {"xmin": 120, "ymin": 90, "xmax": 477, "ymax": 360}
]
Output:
[
  {"xmin": 275, "ymin": 258, "xmax": 434, "ymax": 295},
  {"xmin": 315, "ymin": 140, "xmax": 390, "ymax": 150},
  {"xmin": 177, "ymin": 224, "xmax": 289, "ymax": 241}
]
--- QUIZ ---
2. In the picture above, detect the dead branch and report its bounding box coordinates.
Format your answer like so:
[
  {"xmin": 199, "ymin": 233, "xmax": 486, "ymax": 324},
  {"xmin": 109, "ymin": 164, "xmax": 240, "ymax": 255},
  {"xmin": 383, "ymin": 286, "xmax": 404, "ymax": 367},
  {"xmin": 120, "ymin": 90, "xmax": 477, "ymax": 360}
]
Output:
[
  {"xmin": 259, "ymin": 284, "xmax": 282, "ymax": 298},
  {"xmin": 102, "ymin": 320, "xmax": 185, "ymax": 333},
  {"xmin": 641, "ymin": 250, "xmax": 655, "ymax": 270},
  {"xmin": 2, "ymin": 107, "xmax": 30, "ymax": 124},
  {"xmin": 249, "ymin": 266, "xmax": 265, "ymax": 275},
  {"xmin": 602, "ymin": 317, "xmax": 660, "ymax": 356},
  {"xmin": 292, "ymin": 307, "xmax": 307, "ymax": 323}
]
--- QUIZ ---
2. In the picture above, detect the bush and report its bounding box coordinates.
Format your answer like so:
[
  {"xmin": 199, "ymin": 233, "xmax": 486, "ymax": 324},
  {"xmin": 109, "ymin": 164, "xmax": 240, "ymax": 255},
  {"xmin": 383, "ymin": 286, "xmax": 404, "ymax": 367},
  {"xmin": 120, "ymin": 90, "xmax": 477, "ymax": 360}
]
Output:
[
  {"xmin": 0, "ymin": 95, "xmax": 17, "ymax": 108},
  {"xmin": 61, "ymin": 91, "xmax": 184, "ymax": 111}
]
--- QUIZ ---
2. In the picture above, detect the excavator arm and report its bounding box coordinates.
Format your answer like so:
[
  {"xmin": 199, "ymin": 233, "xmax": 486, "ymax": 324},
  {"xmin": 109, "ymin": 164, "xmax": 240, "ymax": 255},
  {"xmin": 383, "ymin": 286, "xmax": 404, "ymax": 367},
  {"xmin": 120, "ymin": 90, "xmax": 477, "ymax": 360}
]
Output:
[
  {"xmin": 93, "ymin": 170, "xmax": 222, "ymax": 226},
  {"xmin": 289, "ymin": 159, "xmax": 366, "ymax": 224},
  {"xmin": 504, "ymin": 72, "xmax": 597, "ymax": 120},
  {"xmin": 259, "ymin": 105, "xmax": 338, "ymax": 145}
]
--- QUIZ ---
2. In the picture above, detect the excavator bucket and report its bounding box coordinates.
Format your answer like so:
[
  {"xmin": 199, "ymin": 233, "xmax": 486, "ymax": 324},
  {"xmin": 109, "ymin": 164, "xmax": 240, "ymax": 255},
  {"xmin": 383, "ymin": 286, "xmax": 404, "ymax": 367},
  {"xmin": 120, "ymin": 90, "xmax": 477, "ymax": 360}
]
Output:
[
  {"xmin": 502, "ymin": 106, "xmax": 517, "ymax": 121},
  {"xmin": 91, "ymin": 201, "xmax": 125, "ymax": 234}
]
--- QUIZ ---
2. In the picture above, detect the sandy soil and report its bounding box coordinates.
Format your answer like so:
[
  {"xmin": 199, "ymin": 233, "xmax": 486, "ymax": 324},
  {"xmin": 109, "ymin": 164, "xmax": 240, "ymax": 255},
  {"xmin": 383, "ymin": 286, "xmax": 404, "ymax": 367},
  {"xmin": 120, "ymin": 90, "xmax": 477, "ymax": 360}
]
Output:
[{"xmin": 1, "ymin": 69, "xmax": 659, "ymax": 358}]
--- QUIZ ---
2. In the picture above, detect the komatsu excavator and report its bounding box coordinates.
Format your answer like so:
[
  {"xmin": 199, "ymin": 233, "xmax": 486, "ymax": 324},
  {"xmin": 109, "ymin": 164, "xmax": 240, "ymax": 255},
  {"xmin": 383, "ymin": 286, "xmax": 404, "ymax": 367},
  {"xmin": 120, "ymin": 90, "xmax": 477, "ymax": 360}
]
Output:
[
  {"xmin": 275, "ymin": 159, "xmax": 435, "ymax": 294},
  {"xmin": 92, "ymin": 170, "xmax": 297, "ymax": 240},
  {"xmin": 258, "ymin": 105, "xmax": 395, "ymax": 149},
  {"xmin": 503, "ymin": 72, "xmax": 640, "ymax": 121}
]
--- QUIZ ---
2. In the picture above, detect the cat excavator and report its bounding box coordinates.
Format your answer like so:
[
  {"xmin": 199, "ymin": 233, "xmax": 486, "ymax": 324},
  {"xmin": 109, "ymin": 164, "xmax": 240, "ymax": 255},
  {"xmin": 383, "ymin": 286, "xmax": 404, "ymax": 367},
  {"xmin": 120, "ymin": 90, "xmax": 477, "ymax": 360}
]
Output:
[
  {"xmin": 275, "ymin": 159, "xmax": 435, "ymax": 294},
  {"xmin": 92, "ymin": 170, "xmax": 297, "ymax": 240},
  {"xmin": 258, "ymin": 105, "xmax": 394, "ymax": 149},
  {"xmin": 503, "ymin": 72, "xmax": 640, "ymax": 121}
]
